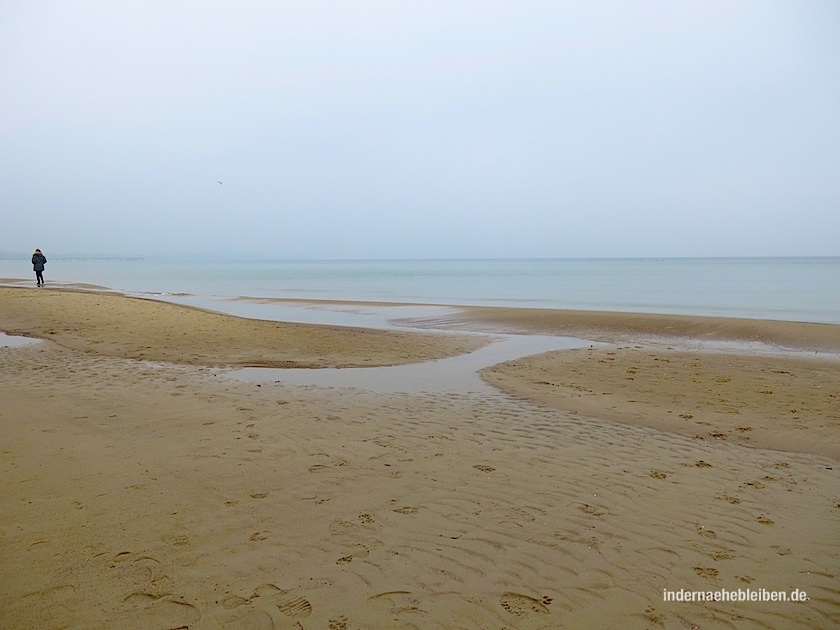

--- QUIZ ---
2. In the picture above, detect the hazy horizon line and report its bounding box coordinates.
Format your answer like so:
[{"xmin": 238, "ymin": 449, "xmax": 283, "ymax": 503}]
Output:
[{"xmin": 1, "ymin": 253, "xmax": 837, "ymax": 263}]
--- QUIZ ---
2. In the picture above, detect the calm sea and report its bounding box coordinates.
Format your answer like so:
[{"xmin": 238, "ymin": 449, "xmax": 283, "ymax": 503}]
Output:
[{"xmin": 1, "ymin": 257, "xmax": 838, "ymax": 324}]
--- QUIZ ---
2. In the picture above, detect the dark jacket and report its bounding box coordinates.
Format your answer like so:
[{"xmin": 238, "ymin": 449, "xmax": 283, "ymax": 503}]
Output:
[{"xmin": 32, "ymin": 253, "xmax": 47, "ymax": 272}]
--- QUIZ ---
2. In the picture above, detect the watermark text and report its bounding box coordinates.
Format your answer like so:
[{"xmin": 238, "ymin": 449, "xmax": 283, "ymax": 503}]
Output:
[{"xmin": 663, "ymin": 588, "xmax": 808, "ymax": 603}]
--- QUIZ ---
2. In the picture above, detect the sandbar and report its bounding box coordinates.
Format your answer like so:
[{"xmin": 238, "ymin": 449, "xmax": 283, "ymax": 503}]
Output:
[{"xmin": 0, "ymin": 287, "xmax": 487, "ymax": 368}]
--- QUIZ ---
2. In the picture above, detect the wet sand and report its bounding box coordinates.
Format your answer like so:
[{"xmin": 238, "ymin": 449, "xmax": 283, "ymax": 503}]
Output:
[
  {"xmin": 408, "ymin": 304, "xmax": 840, "ymax": 352},
  {"xmin": 482, "ymin": 347, "xmax": 840, "ymax": 461},
  {"xmin": 1, "ymin": 287, "xmax": 839, "ymax": 629}
]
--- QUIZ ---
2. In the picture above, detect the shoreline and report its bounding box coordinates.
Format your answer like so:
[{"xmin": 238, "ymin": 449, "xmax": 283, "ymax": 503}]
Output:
[
  {"xmin": 4, "ymin": 284, "xmax": 840, "ymax": 358},
  {"xmin": 3, "ymin": 276, "xmax": 840, "ymax": 345},
  {"xmin": 2, "ymin": 255, "xmax": 839, "ymax": 329},
  {"xmin": 405, "ymin": 304, "xmax": 840, "ymax": 354},
  {"xmin": 200, "ymin": 294, "xmax": 840, "ymax": 354},
  {"xmin": 3, "ymin": 285, "xmax": 838, "ymax": 461}
]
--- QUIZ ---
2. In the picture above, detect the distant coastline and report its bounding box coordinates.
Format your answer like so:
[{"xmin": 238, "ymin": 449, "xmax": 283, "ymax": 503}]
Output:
[
  {"xmin": 0, "ymin": 254, "xmax": 144, "ymax": 262},
  {"xmin": 0, "ymin": 254, "xmax": 838, "ymax": 263}
]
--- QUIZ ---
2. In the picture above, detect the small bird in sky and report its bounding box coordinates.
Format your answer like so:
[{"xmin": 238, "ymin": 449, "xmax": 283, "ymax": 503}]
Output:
[{"xmin": 217, "ymin": 181, "xmax": 223, "ymax": 185}]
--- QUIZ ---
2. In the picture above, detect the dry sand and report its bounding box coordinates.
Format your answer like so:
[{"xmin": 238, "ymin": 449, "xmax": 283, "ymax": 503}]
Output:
[{"xmin": 1, "ymin": 288, "xmax": 839, "ymax": 629}]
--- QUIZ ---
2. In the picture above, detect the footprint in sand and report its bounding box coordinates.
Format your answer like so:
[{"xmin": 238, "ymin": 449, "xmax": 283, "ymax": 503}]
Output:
[
  {"xmin": 216, "ymin": 595, "xmax": 275, "ymax": 629},
  {"xmin": 693, "ymin": 567, "xmax": 719, "ymax": 581},
  {"xmin": 367, "ymin": 591, "xmax": 420, "ymax": 616},
  {"xmin": 108, "ymin": 552, "xmax": 164, "ymax": 584},
  {"xmin": 578, "ymin": 504, "xmax": 606, "ymax": 517},
  {"xmin": 122, "ymin": 594, "xmax": 201, "ymax": 628},
  {"xmin": 275, "ymin": 595, "xmax": 312, "ymax": 618},
  {"xmin": 215, "ymin": 607, "xmax": 274, "ymax": 630},
  {"xmin": 696, "ymin": 524, "xmax": 716, "ymax": 539},
  {"xmin": 222, "ymin": 596, "xmax": 250, "ymax": 609},
  {"xmin": 329, "ymin": 520, "xmax": 358, "ymax": 536},
  {"xmin": 336, "ymin": 545, "xmax": 370, "ymax": 564},
  {"xmin": 237, "ymin": 583, "xmax": 313, "ymax": 622},
  {"xmin": 512, "ymin": 506, "xmax": 540, "ymax": 522},
  {"xmin": 648, "ymin": 605, "xmax": 674, "ymax": 625},
  {"xmin": 499, "ymin": 592, "xmax": 550, "ymax": 616},
  {"xmin": 329, "ymin": 615, "xmax": 349, "ymax": 630}
]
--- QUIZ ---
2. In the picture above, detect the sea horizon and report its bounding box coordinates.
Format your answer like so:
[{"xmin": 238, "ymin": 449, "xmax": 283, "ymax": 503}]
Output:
[{"xmin": 2, "ymin": 253, "xmax": 838, "ymax": 262}]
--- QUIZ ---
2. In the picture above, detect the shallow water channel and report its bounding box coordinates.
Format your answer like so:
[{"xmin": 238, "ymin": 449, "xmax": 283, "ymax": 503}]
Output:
[
  {"xmin": 229, "ymin": 333, "xmax": 594, "ymax": 394},
  {"xmin": 0, "ymin": 332, "xmax": 41, "ymax": 348}
]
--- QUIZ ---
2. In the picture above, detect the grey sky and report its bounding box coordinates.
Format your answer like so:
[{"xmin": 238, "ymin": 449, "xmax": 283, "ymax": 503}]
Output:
[{"xmin": 2, "ymin": 1, "xmax": 838, "ymax": 259}]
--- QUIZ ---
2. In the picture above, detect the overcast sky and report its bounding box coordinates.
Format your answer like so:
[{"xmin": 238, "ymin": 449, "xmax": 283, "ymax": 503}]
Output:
[{"xmin": 2, "ymin": 1, "xmax": 838, "ymax": 259}]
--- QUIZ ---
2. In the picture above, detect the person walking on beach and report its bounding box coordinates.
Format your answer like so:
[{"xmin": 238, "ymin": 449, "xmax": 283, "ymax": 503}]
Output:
[{"xmin": 32, "ymin": 249, "xmax": 47, "ymax": 286}]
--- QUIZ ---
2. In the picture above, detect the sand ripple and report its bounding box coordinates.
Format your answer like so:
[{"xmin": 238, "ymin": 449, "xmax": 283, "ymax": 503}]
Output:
[{"xmin": 1, "ymin": 342, "xmax": 838, "ymax": 628}]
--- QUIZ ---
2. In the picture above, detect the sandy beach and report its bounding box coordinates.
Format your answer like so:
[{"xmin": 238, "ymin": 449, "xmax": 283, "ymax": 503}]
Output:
[{"xmin": 2, "ymin": 287, "xmax": 839, "ymax": 629}]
